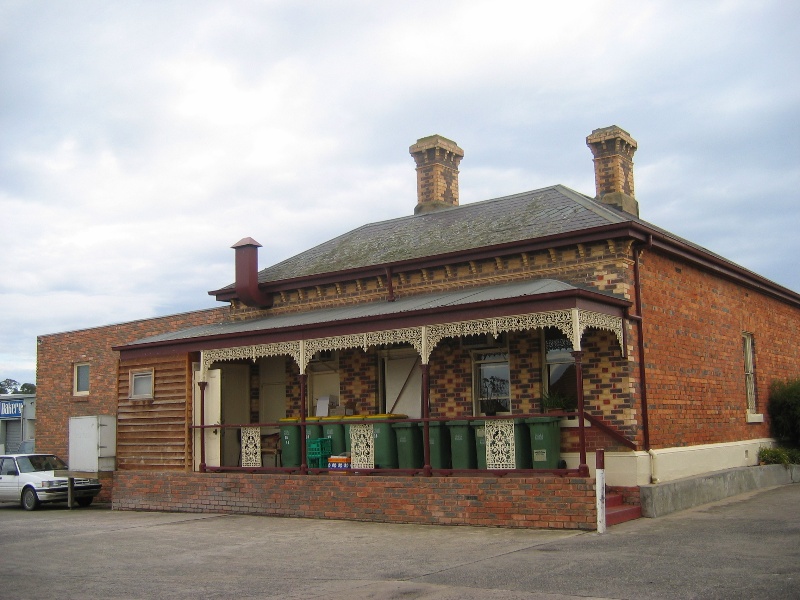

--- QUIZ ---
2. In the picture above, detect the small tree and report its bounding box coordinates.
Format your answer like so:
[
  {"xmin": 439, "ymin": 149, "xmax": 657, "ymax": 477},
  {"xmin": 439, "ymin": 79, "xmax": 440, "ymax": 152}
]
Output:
[
  {"xmin": 0, "ymin": 378, "xmax": 20, "ymax": 394},
  {"xmin": 0, "ymin": 379, "xmax": 35, "ymax": 394},
  {"xmin": 768, "ymin": 378, "xmax": 800, "ymax": 447}
]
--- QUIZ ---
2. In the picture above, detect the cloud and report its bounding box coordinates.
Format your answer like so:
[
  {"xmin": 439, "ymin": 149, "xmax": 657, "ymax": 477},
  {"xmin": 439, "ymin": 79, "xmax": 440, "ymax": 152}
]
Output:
[{"xmin": 1, "ymin": 0, "xmax": 799, "ymax": 385}]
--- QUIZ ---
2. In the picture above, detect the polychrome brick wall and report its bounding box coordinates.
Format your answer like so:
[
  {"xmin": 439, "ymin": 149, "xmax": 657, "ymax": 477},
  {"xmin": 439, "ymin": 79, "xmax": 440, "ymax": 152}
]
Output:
[
  {"xmin": 113, "ymin": 470, "xmax": 597, "ymax": 530},
  {"xmin": 339, "ymin": 348, "xmax": 379, "ymax": 414},
  {"xmin": 429, "ymin": 340, "xmax": 474, "ymax": 417}
]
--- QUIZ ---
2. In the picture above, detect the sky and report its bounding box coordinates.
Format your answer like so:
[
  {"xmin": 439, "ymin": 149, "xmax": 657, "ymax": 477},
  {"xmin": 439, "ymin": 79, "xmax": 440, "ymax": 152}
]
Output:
[{"xmin": 1, "ymin": 1, "xmax": 799, "ymax": 387}]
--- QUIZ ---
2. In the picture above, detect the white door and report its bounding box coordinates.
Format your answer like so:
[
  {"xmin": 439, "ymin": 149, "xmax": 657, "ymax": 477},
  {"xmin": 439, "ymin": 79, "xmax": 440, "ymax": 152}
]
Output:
[
  {"xmin": 0, "ymin": 457, "xmax": 20, "ymax": 501},
  {"xmin": 221, "ymin": 364, "xmax": 251, "ymax": 467},
  {"xmin": 308, "ymin": 353, "xmax": 340, "ymax": 416},
  {"xmin": 193, "ymin": 369, "xmax": 221, "ymax": 470},
  {"xmin": 383, "ymin": 353, "xmax": 421, "ymax": 418}
]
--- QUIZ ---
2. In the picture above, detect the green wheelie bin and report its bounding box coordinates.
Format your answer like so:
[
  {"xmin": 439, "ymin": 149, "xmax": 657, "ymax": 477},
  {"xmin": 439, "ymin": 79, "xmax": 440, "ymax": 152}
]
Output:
[
  {"xmin": 471, "ymin": 420, "xmax": 487, "ymax": 469},
  {"xmin": 366, "ymin": 414, "xmax": 405, "ymax": 468},
  {"xmin": 342, "ymin": 415, "xmax": 363, "ymax": 452},
  {"xmin": 418, "ymin": 420, "xmax": 451, "ymax": 469},
  {"xmin": 279, "ymin": 418, "xmax": 300, "ymax": 467},
  {"xmin": 393, "ymin": 421, "xmax": 423, "ymax": 469},
  {"xmin": 321, "ymin": 416, "xmax": 346, "ymax": 455},
  {"xmin": 525, "ymin": 416, "xmax": 562, "ymax": 469},
  {"xmin": 304, "ymin": 417, "xmax": 323, "ymax": 463},
  {"xmin": 447, "ymin": 420, "xmax": 476, "ymax": 469}
]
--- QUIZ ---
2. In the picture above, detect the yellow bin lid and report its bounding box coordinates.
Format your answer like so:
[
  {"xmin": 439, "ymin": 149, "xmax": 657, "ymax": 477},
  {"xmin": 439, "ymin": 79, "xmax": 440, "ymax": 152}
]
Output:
[{"xmin": 366, "ymin": 413, "xmax": 407, "ymax": 420}]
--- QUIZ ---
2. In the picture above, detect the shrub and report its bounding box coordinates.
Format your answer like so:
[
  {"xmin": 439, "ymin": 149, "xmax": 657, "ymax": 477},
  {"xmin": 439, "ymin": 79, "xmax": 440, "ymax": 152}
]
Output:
[
  {"xmin": 767, "ymin": 379, "xmax": 800, "ymax": 446},
  {"xmin": 758, "ymin": 447, "xmax": 791, "ymax": 466}
]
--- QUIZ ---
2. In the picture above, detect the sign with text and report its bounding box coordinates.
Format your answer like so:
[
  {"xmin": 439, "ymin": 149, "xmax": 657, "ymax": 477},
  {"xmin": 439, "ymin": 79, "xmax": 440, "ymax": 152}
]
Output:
[{"xmin": 0, "ymin": 400, "xmax": 23, "ymax": 419}]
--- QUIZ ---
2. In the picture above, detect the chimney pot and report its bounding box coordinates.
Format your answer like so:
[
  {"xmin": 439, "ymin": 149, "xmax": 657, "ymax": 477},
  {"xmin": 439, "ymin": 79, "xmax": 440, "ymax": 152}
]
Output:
[
  {"xmin": 409, "ymin": 135, "xmax": 464, "ymax": 215},
  {"xmin": 586, "ymin": 125, "xmax": 639, "ymax": 217}
]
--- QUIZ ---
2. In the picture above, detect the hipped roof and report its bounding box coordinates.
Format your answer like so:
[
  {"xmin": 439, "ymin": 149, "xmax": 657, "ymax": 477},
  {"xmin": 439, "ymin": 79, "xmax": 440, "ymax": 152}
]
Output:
[{"xmin": 210, "ymin": 183, "xmax": 800, "ymax": 307}]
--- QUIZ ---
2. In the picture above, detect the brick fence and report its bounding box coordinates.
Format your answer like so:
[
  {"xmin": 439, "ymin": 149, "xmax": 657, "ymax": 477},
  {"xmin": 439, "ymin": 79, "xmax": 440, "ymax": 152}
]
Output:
[{"xmin": 113, "ymin": 471, "xmax": 597, "ymax": 530}]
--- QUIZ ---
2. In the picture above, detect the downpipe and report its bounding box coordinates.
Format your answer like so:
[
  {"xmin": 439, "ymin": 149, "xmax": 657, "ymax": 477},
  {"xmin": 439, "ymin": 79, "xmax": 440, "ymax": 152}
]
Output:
[{"xmin": 648, "ymin": 449, "xmax": 659, "ymax": 484}]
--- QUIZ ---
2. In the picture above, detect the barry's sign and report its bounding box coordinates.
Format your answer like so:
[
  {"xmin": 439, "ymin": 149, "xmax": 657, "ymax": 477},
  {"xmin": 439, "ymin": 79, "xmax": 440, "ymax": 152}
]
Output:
[{"xmin": 0, "ymin": 400, "xmax": 23, "ymax": 419}]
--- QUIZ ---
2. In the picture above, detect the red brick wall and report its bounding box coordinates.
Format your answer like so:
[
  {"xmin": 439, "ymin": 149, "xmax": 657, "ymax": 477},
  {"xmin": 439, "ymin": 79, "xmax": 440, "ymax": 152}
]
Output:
[
  {"xmin": 113, "ymin": 471, "xmax": 597, "ymax": 530},
  {"xmin": 36, "ymin": 307, "xmax": 230, "ymax": 463},
  {"xmin": 639, "ymin": 250, "xmax": 800, "ymax": 448}
]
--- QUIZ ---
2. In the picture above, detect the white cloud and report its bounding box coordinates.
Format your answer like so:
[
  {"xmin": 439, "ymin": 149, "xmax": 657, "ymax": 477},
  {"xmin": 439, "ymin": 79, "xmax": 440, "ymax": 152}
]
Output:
[{"xmin": 1, "ymin": 0, "xmax": 799, "ymax": 385}]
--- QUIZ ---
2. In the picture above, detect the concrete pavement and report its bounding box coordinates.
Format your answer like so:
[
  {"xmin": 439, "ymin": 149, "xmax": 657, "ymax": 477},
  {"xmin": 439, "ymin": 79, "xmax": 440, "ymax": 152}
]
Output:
[{"xmin": 1, "ymin": 483, "xmax": 798, "ymax": 599}]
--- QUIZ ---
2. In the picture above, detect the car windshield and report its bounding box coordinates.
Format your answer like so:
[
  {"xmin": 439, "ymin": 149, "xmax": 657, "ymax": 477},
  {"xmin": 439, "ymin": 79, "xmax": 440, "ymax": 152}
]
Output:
[{"xmin": 16, "ymin": 455, "xmax": 68, "ymax": 473}]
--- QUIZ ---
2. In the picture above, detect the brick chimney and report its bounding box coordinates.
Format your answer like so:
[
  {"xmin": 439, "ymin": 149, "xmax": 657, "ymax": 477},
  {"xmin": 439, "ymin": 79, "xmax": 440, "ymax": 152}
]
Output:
[
  {"xmin": 409, "ymin": 135, "xmax": 464, "ymax": 215},
  {"xmin": 586, "ymin": 125, "xmax": 639, "ymax": 217}
]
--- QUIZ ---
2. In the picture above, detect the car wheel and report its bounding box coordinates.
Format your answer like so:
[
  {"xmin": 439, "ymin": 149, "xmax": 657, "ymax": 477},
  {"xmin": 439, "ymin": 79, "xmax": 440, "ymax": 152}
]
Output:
[
  {"xmin": 76, "ymin": 497, "xmax": 93, "ymax": 508},
  {"xmin": 21, "ymin": 487, "xmax": 40, "ymax": 511}
]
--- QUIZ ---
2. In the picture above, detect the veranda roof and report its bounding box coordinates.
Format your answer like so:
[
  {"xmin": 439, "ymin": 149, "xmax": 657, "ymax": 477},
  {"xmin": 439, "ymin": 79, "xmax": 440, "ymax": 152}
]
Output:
[{"xmin": 117, "ymin": 278, "xmax": 630, "ymax": 365}]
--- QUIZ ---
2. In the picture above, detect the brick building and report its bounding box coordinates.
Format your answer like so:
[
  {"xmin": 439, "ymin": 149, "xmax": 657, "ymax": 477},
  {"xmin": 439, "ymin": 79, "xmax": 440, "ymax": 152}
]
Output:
[{"xmin": 36, "ymin": 126, "xmax": 800, "ymax": 528}]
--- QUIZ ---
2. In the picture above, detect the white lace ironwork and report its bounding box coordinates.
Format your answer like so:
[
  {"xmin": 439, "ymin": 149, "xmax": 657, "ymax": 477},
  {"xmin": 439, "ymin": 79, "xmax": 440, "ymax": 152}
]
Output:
[
  {"xmin": 240, "ymin": 426, "xmax": 261, "ymax": 467},
  {"xmin": 349, "ymin": 424, "xmax": 374, "ymax": 469},
  {"xmin": 198, "ymin": 308, "xmax": 623, "ymax": 378},
  {"xmin": 201, "ymin": 341, "xmax": 302, "ymax": 379},
  {"xmin": 485, "ymin": 419, "xmax": 516, "ymax": 469}
]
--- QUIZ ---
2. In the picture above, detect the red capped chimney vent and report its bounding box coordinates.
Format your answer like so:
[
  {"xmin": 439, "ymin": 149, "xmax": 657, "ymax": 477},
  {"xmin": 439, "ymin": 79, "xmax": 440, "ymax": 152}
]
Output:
[{"xmin": 232, "ymin": 237, "xmax": 273, "ymax": 308}]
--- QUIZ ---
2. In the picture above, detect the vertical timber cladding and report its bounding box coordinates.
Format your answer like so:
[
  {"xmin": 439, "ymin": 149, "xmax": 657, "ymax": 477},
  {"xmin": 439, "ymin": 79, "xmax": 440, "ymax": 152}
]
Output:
[{"xmin": 117, "ymin": 354, "xmax": 193, "ymax": 470}]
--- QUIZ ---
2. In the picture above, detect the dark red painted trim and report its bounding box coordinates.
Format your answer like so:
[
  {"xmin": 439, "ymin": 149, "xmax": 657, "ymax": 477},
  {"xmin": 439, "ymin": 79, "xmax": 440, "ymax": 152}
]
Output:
[
  {"xmin": 198, "ymin": 381, "xmax": 207, "ymax": 473},
  {"xmin": 573, "ymin": 350, "xmax": 588, "ymax": 475},
  {"xmin": 633, "ymin": 241, "xmax": 651, "ymax": 451}
]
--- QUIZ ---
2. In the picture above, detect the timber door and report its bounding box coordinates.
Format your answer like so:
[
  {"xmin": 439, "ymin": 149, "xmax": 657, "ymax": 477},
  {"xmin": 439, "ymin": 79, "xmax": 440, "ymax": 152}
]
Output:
[
  {"xmin": 221, "ymin": 364, "xmax": 250, "ymax": 467},
  {"xmin": 259, "ymin": 357, "xmax": 286, "ymax": 433},
  {"xmin": 382, "ymin": 351, "xmax": 421, "ymax": 418}
]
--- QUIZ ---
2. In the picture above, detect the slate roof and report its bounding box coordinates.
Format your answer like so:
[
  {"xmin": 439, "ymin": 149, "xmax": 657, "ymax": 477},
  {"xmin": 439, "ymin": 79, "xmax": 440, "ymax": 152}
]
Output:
[
  {"xmin": 206, "ymin": 175, "xmax": 800, "ymax": 310},
  {"xmin": 131, "ymin": 278, "xmax": 619, "ymax": 347},
  {"xmin": 253, "ymin": 185, "xmax": 629, "ymax": 284}
]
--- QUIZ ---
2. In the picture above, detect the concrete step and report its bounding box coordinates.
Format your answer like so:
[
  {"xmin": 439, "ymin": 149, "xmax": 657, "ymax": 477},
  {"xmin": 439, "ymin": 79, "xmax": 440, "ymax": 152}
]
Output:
[{"xmin": 606, "ymin": 493, "xmax": 642, "ymax": 526}]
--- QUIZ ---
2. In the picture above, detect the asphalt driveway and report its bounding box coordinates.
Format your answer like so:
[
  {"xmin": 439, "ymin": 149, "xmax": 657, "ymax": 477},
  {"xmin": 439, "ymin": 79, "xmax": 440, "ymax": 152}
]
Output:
[{"xmin": 1, "ymin": 483, "xmax": 798, "ymax": 599}]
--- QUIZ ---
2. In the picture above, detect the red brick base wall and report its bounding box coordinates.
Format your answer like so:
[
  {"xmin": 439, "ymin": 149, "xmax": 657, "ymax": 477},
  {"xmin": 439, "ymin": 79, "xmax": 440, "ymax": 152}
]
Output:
[{"xmin": 113, "ymin": 471, "xmax": 597, "ymax": 530}]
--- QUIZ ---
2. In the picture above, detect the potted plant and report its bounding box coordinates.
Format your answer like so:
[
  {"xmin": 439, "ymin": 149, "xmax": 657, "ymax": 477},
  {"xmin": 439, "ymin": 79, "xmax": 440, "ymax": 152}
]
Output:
[
  {"xmin": 540, "ymin": 390, "xmax": 577, "ymax": 414},
  {"xmin": 480, "ymin": 398, "xmax": 508, "ymax": 417}
]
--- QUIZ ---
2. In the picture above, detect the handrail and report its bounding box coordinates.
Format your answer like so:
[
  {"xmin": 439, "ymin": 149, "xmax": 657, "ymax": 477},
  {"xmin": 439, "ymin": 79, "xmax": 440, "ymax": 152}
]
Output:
[
  {"xmin": 583, "ymin": 413, "xmax": 637, "ymax": 450},
  {"xmin": 189, "ymin": 412, "xmax": 579, "ymax": 430},
  {"xmin": 192, "ymin": 412, "xmax": 635, "ymax": 474}
]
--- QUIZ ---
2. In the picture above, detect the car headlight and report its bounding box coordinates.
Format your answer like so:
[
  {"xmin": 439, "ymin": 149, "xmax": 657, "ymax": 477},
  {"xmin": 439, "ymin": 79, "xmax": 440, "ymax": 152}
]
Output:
[{"xmin": 40, "ymin": 479, "xmax": 66, "ymax": 488}]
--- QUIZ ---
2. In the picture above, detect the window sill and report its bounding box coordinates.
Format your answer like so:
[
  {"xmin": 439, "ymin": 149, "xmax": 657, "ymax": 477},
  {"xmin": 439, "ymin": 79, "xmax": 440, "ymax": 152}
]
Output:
[
  {"xmin": 129, "ymin": 396, "xmax": 154, "ymax": 403},
  {"xmin": 746, "ymin": 412, "xmax": 764, "ymax": 423},
  {"xmin": 560, "ymin": 417, "xmax": 590, "ymax": 428}
]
